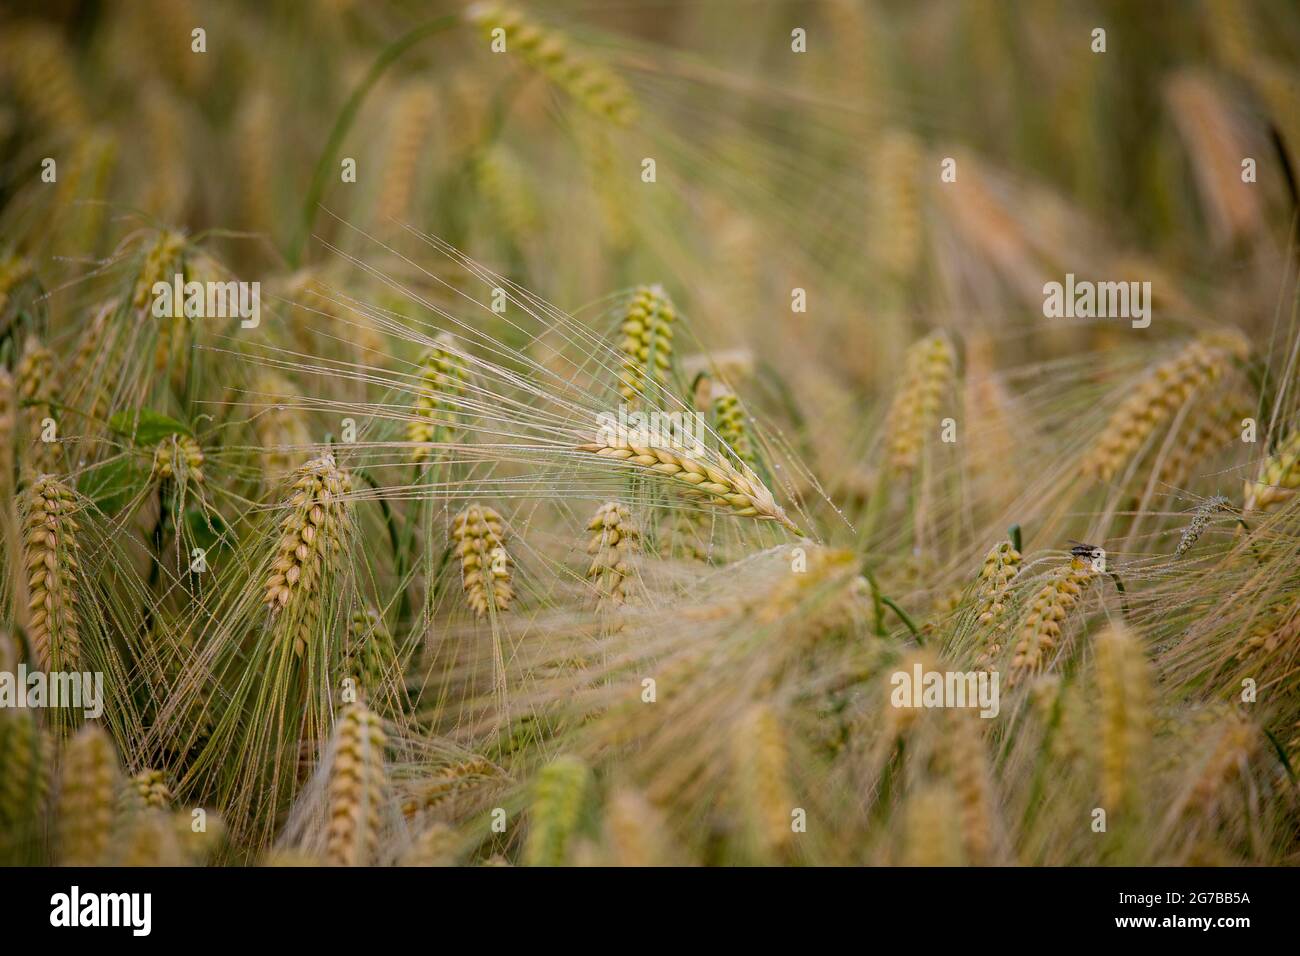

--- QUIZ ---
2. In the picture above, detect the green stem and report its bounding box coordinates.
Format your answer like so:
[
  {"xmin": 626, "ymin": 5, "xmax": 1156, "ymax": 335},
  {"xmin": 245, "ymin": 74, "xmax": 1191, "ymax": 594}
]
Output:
[{"xmin": 292, "ymin": 14, "xmax": 462, "ymax": 265}]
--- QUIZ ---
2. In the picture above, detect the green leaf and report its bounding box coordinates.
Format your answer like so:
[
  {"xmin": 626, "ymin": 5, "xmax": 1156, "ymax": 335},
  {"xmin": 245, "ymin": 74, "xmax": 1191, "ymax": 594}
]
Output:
[{"xmin": 109, "ymin": 408, "xmax": 191, "ymax": 446}]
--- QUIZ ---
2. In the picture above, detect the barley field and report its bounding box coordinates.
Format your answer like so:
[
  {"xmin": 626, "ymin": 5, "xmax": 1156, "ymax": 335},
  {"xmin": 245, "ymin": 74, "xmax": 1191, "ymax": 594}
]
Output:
[{"xmin": 1, "ymin": 0, "xmax": 1299, "ymax": 869}]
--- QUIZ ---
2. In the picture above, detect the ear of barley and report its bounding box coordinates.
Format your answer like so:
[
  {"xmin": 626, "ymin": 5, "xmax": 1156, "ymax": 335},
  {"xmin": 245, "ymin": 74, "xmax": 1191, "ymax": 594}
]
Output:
[
  {"xmin": 377, "ymin": 85, "xmax": 437, "ymax": 226},
  {"xmin": 343, "ymin": 605, "xmax": 397, "ymax": 698},
  {"xmin": 22, "ymin": 476, "xmax": 81, "ymax": 673},
  {"xmin": 0, "ymin": 369, "xmax": 15, "ymax": 503},
  {"xmin": 407, "ymin": 332, "xmax": 469, "ymax": 462},
  {"xmin": 586, "ymin": 501, "xmax": 639, "ymax": 608},
  {"xmin": 1085, "ymin": 332, "xmax": 1248, "ymax": 482},
  {"xmin": 524, "ymin": 755, "xmax": 591, "ymax": 866},
  {"xmin": 1095, "ymin": 624, "xmax": 1151, "ymax": 814},
  {"xmin": 465, "ymin": 4, "xmax": 637, "ymax": 126},
  {"xmin": 616, "ymin": 284, "xmax": 677, "ymax": 404},
  {"xmin": 58, "ymin": 723, "xmax": 120, "ymax": 866},
  {"xmin": 710, "ymin": 383, "xmax": 756, "ymax": 467},
  {"xmin": 151, "ymin": 433, "xmax": 205, "ymax": 484},
  {"xmin": 0, "ymin": 22, "xmax": 86, "ymax": 134},
  {"xmin": 885, "ymin": 332, "xmax": 955, "ymax": 473},
  {"xmin": 123, "ymin": 769, "xmax": 172, "ymax": 813},
  {"xmin": 603, "ymin": 787, "xmax": 671, "ymax": 867},
  {"xmin": 1244, "ymin": 429, "xmax": 1300, "ymax": 513},
  {"xmin": 661, "ymin": 502, "xmax": 709, "ymax": 561},
  {"xmin": 66, "ymin": 301, "xmax": 119, "ymax": 429},
  {"xmin": 399, "ymin": 757, "xmax": 499, "ymax": 820},
  {"xmin": 1008, "ymin": 555, "xmax": 1097, "ymax": 686},
  {"xmin": 944, "ymin": 709, "xmax": 996, "ymax": 865},
  {"xmin": 254, "ymin": 373, "xmax": 313, "ymax": 482},
  {"xmin": 263, "ymin": 454, "xmax": 353, "ymax": 656},
  {"xmin": 131, "ymin": 230, "xmax": 186, "ymax": 311},
  {"xmin": 1241, "ymin": 597, "xmax": 1299, "ymax": 657},
  {"xmin": 0, "ymin": 256, "xmax": 34, "ymax": 317},
  {"xmin": 17, "ymin": 337, "xmax": 60, "ymax": 475},
  {"xmin": 1153, "ymin": 398, "xmax": 1249, "ymax": 490},
  {"xmin": 326, "ymin": 703, "xmax": 387, "ymax": 867},
  {"xmin": 973, "ymin": 539, "xmax": 1022, "ymax": 671},
  {"xmin": 0, "ymin": 709, "xmax": 48, "ymax": 861},
  {"xmin": 400, "ymin": 821, "xmax": 459, "ymax": 866},
  {"xmin": 902, "ymin": 786, "xmax": 964, "ymax": 866},
  {"xmin": 731, "ymin": 704, "xmax": 795, "ymax": 858},
  {"xmin": 114, "ymin": 809, "xmax": 187, "ymax": 867},
  {"xmin": 1177, "ymin": 712, "xmax": 1256, "ymax": 824},
  {"xmin": 576, "ymin": 436, "xmax": 802, "ymax": 535},
  {"xmin": 475, "ymin": 144, "xmax": 540, "ymax": 244},
  {"xmin": 1174, "ymin": 496, "xmax": 1230, "ymax": 559},
  {"xmin": 868, "ymin": 130, "xmax": 924, "ymax": 283},
  {"xmin": 451, "ymin": 504, "xmax": 513, "ymax": 617}
]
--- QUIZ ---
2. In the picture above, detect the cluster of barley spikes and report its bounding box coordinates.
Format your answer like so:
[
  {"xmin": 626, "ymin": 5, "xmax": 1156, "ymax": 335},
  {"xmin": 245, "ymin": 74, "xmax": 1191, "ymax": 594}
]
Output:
[{"xmin": 1, "ymin": 1, "xmax": 1299, "ymax": 867}]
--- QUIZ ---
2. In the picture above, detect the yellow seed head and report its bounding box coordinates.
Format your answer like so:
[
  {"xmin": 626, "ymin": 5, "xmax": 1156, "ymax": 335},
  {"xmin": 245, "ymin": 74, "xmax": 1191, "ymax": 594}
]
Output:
[
  {"xmin": 1085, "ymin": 332, "xmax": 1248, "ymax": 482},
  {"xmin": 58, "ymin": 724, "xmax": 120, "ymax": 866},
  {"xmin": 586, "ymin": 501, "xmax": 639, "ymax": 608},
  {"xmin": 1008, "ymin": 555, "xmax": 1097, "ymax": 686},
  {"xmin": 617, "ymin": 285, "xmax": 677, "ymax": 404},
  {"xmin": 1244, "ymin": 429, "xmax": 1300, "ymax": 513},
  {"xmin": 466, "ymin": 4, "xmax": 637, "ymax": 126},
  {"xmin": 524, "ymin": 755, "xmax": 591, "ymax": 866},
  {"xmin": 22, "ymin": 476, "xmax": 81, "ymax": 672},
  {"xmin": 885, "ymin": 332, "xmax": 955, "ymax": 473},
  {"xmin": 452, "ymin": 504, "xmax": 513, "ymax": 617},
  {"xmin": 263, "ymin": 454, "xmax": 353, "ymax": 656},
  {"xmin": 326, "ymin": 703, "xmax": 387, "ymax": 866},
  {"xmin": 407, "ymin": 333, "xmax": 469, "ymax": 462},
  {"xmin": 151, "ymin": 433, "xmax": 205, "ymax": 484}
]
